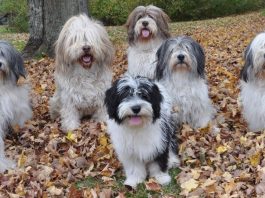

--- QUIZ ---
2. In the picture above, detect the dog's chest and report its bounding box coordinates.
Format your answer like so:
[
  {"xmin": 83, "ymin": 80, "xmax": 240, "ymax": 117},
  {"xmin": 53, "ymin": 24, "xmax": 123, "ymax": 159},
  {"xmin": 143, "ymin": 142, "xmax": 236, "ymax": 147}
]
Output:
[
  {"xmin": 127, "ymin": 47, "xmax": 158, "ymax": 78},
  {"xmin": 109, "ymin": 121, "xmax": 165, "ymax": 162}
]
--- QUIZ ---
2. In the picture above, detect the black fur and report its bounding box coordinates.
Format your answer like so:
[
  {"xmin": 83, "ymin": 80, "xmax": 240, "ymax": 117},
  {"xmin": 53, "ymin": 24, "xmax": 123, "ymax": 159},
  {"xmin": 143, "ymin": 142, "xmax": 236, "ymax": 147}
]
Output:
[
  {"xmin": 104, "ymin": 75, "xmax": 163, "ymax": 124},
  {"xmin": 0, "ymin": 40, "xmax": 26, "ymax": 82},
  {"xmin": 155, "ymin": 36, "xmax": 205, "ymax": 80},
  {"xmin": 240, "ymin": 44, "xmax": 253, "ymax": 82}
]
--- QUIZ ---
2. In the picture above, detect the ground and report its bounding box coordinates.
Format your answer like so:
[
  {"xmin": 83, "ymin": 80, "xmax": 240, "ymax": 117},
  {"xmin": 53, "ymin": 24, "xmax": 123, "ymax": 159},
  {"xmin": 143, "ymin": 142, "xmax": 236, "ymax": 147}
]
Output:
[{"xmin": 0, "ymin": 11, "xmax": 265, "ymax": 197}]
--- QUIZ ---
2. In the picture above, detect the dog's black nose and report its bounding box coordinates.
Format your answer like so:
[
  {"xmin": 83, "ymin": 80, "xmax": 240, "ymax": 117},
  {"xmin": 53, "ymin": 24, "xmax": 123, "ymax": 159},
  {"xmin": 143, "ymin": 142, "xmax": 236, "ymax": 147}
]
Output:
[
  {"xmin": 82, "ymin": 45, "xmax": 91, "ymax": 52},
  {"xmin": 0, "ymin": 62, "xmax": 2, "ymax": 68},
  {"xmin": 177, "ymin": 54, "xmax": 185, "ymax": 61},
  {"xmin": 142, "ymin": 21, "xmax": 149, "ymax": 27},
  {"xmin": 131, "ymin": 105, "xmax": 141, "ymax": 114}
]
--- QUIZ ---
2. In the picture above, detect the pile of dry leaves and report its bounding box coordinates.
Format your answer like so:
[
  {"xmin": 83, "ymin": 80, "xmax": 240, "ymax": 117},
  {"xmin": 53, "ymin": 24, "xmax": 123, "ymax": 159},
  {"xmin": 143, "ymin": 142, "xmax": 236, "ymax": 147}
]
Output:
[{"xmin": 1, "ymin": 12, "xmax": 265, "ymax": 197}]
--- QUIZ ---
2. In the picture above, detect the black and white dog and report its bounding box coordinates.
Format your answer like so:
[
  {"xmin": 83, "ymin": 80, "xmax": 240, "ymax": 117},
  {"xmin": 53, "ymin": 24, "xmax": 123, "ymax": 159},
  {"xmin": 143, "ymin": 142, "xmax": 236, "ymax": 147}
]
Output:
[
  {"xmin": 155, "ymin": 36, "xmax": 215, "ymax": 128},
  {"xmin": 105, "ymin": 75, "xmax": 179, "ymax": 188},
  {"xmin": 0, "ymin": 40, "xmax": 32, "ymax": 172},
  {"xmin": 240, "ymin": 32, "xmax": 265, "ymax": 132}
]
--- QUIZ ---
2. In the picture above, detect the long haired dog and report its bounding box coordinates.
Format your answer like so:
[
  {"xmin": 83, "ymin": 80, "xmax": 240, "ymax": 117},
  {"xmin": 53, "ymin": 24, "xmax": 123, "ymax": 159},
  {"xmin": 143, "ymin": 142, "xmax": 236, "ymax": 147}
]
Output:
[
  {"xmin": 105, "ymin": 75, "xmax": 179, "ymax": 188},
  {"xmin": 49, "ymin": 14, "xmax": 114, "ymax": 131},
  {"xmin": 0, "ymin": 41, "xmax": 32, "ymax": 172},
  {"xmin": 156, "ymin": 36, "xmax": 215, "ymax": 129},
  {"xmin": 126, "ymin": 5, "xmax": 170, "ymax": 79},
  {"xmin": 240, "ymin": 32, "xmax": 265, "ymax": 132}
]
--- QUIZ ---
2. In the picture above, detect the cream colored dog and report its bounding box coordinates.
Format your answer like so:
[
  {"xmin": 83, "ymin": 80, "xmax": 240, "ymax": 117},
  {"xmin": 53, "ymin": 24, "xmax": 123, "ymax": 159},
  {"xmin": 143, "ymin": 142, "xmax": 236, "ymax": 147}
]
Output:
[{"xmin": 49, "ymin": 14, "xmax": 114, "ymax": 131}]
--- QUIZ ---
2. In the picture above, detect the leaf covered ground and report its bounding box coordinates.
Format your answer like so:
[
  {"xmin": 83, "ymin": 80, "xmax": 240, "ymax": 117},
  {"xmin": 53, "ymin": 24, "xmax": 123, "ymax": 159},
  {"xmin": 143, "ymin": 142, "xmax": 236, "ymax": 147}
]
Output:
[{"xmin": 1, "ymin": 12, "xmax": 265, "ymax": 197}]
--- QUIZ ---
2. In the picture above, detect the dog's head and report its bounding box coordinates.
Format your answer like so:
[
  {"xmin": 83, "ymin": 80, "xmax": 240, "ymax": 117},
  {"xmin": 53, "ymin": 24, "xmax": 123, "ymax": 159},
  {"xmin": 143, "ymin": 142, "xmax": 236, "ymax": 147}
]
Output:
[
  {"xmin": 55, "ymin": 14, "xmax": 114, "ymax": 71},
  {"xmin": 125, "ymin": 5, "xmax": 170, "ymax": 45},
  {"xmin": 156, "ymin": 36, "xmax": 205, "ymax": 80},
  {"xmin": 0, "ymin": 40, "xmax": 26, "ymax": 84},
  {"xmin": 105, "ymin": 75, "xmax": 165, "ymax": 127},
  {"xmin": 240, "ymin": 32, "xmax": 265, "ymax": 82}
]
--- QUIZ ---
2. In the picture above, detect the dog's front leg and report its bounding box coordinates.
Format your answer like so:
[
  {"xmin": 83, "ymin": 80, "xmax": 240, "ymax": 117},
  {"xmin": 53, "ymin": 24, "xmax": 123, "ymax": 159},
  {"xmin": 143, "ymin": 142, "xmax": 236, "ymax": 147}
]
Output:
[
  {"xmin": 122, "ymin": 158, "xmax": 147, "ymax": 188},
  {"xmin": 0, "ymin": 134, "xmax": 15, "ymax": 172},
  {"xmin": 60, "ymin": 104, "xmax": 80, "ymax": 132}
]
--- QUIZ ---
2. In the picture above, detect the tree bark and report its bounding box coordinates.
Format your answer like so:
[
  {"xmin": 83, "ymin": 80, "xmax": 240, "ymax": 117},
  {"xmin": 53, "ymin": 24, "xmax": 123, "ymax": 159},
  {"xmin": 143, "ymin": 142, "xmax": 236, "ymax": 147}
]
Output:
[
  {"xmin": 22, "ymin": 0, "xmax": 43, "ymax": 58},
  {"xmin": 23, "ymin": 0, "xmax": 89, "ymax": 58}
]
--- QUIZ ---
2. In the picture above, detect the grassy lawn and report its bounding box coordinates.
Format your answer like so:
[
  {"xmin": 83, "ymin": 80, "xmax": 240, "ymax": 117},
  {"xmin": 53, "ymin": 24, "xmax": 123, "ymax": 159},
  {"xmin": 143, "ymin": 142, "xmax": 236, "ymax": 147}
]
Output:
[{"xmin": 76, "ymin": 168, "xmax": 181, "ymax": 197}]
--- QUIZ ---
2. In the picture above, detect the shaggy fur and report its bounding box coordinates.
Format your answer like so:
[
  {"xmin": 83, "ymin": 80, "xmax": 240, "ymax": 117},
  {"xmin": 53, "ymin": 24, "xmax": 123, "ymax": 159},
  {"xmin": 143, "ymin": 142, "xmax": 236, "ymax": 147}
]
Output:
[
  {"xmin": 240, "ymin": 32, "xmax": 265, "ymax": 132},
  {"xmin": 105, "ymin": 75, "xmax": 179, "ymax": 188},
  {"xmin": 125, "ymin": 5, "xmax": 170, "ymax": 79},
  {"xmin": 156, "ymin": 36, "xmax": 215, "ymax": 128},
  {"xmin": 49, "ymin": 14, "xmax": 114, "ymax": 131},
  {"xmin": 0, "ymin": 40, "xmax": 32, "ymax": 172}
]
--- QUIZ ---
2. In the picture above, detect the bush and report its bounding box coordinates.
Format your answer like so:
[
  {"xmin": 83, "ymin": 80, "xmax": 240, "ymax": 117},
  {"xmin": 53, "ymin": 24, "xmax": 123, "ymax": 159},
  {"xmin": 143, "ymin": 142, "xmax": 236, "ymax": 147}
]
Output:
[
  {"xmin": 0, "ymin": 0, "xmax": 28, "ymax": 32},
  {"xmin": 90, "ymin": 0, "xmax": 265, "ymax": 25}
]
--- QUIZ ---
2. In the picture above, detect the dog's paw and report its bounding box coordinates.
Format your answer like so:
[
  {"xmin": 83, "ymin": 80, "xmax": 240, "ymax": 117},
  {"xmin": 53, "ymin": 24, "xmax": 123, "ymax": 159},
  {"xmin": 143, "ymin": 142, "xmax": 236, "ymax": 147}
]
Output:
[
  {"xmin": 0, "ymin": 157, "xmax": 16, "ymax": 173},
  {"xmin": 168, "ymin": 154, "xmax": 180, "ymax": 168},
  {"xmin": 124, "ymin": 176, "xmax": 144, "ymax": 189},
  {"xmin": 155, "ymin": 173, "xmax": 171, "ymax": 185}
]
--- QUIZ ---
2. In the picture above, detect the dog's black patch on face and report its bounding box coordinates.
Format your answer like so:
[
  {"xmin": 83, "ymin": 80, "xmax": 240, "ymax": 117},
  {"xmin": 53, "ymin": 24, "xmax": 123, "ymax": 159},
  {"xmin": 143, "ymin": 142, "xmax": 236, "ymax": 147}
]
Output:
[{"xmin": 105, "ymin": 76, "xmax": 163, "ymax": 124}]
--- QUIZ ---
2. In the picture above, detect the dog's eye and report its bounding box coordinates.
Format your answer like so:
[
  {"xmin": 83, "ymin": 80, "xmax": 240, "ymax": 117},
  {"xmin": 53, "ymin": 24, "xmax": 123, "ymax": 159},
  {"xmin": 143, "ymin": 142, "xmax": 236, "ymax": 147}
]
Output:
[
  {"xmin": 137, "ymin": 15, "xmax": 143, "ymax": 20},
  {"xmin": 139, "ymin": 92, "xmax": 149, "ymax": 100},
  {"xmin": 147, "ymin": 14, "xmax": 154, "ymax": 19}
]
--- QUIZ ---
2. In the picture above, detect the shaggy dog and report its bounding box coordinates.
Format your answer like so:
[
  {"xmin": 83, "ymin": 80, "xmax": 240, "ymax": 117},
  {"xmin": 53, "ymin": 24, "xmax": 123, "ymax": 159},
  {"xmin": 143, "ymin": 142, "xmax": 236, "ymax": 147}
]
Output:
[
  {"xmin": 240, "ymin": 32, "xmax": 265, "ymax": 132},
  {"xmin": 0, "ymin": 40, "xmax": 32, "ymax": 172},
  {"xmin": 105, "ymin": 75, "xmax": 179, "ymax": 188},
  {"xmin": 155, "ymin": 36, "xmax": 215, "ymax": 128},
  {"xmin": 49, "ymin": 14, "xmax": 114, "ymax": 131},
  {"xmin": 126, "ymin": 5, "xmax": 170, "ymax": 79}
]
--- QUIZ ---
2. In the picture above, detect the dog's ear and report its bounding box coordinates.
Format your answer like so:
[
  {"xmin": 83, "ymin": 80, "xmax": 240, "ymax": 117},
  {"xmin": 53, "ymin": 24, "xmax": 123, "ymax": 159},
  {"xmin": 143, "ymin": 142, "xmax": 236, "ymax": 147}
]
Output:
[
  {"xmin": 157, "ymin": 9, "xmax": 170, "ymax": 39},
  {"xmin": 14, "ymin": 51, "xmax": 26, "ymax": 79},
  {"xmin": 190, "ymin": 38, "xmax": 205, "ymax": 78},
  {"xmin": 104, "ymin": 80, "xmax": 122, "ymax": 123},
  {"xmin": 125, "ymin": 6, "xmax": 144, "ymax": 45},
  {"xmin": 155, "ymin": 40, "xmax": 172, "ymax": 80},
  {"xmin": 240, "ymin": 44, "xmax": 252, "ymax": 82}
]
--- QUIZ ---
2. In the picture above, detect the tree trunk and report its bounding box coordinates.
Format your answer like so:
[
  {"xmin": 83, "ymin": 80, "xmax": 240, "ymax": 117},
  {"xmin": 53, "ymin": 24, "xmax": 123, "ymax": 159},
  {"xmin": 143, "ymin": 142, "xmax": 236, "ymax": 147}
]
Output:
[
  {"xmin": 23, "ymin": 0, "xmax": 89, "ymax": 58},
  {"xmin": 22, "ymin": 0, "xmax": 44, "ymax": 58}
]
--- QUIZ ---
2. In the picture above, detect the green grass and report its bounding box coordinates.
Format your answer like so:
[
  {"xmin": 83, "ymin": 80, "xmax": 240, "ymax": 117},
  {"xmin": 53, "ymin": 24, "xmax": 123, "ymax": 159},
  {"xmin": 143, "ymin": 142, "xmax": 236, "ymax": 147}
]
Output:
[{"xmin": 76, "ymin": 168, "xmax": 181, "ymax": 197}]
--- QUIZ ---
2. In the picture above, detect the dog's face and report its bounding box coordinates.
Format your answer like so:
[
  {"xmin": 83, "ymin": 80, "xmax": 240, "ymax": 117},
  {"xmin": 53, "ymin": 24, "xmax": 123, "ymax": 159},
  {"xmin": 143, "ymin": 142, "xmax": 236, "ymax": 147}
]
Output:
[
  {"xmin": 0, "ymin": 41, "xmax": 25, "ymax": 84},
  {"xmin": 55, "ymin": 14, "xmax": 114, "ymax": 70},
  {"xmin": 126, "ymin": 5, "xmax": 170, "ymax": 45},
  {"xmin": 156, "ymin": 36, "xmax": 205, "ymax": 80},
  {"xmin": 105, "ymin": 75, "xmax": 163, "ymax": 127},
  {"xmin": 241, "ymin": 33, "xmax": 265, "ymax": 82}
]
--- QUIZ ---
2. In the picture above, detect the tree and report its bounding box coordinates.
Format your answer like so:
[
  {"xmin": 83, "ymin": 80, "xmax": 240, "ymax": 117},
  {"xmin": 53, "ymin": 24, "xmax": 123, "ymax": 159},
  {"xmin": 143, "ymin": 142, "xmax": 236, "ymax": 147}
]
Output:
[{"xmin": 23, "ymin": 0, "xmax": 88, "ymax": 58}]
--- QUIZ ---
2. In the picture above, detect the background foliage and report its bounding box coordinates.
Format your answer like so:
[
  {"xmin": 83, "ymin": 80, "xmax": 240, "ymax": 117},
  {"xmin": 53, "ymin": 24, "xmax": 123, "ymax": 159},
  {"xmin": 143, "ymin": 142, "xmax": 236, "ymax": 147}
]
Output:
[{"xmin": 0, "ymin": 0, "xmax": 264, "ymax": 31}]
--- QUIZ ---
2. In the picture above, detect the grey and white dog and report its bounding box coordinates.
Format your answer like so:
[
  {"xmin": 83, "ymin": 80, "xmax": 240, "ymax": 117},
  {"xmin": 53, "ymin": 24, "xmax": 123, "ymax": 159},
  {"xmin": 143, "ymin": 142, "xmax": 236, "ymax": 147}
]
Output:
[
  {"xmin": 49, "ymin": 14, "xmax": 114, "ymax": 132},
  {"xmin": 240, "ymin": 32, "xmax": 265, "ymax": 132},
  {"xmin": 155, "ymin": 36, "xmax": 215, "ymax": 128},
  {"xmin": 0, "ymin": 40, "xmax": 32, "ymax": 172},
  {"xmin": 126, "ymin": 5, "xmax": 170, "ymax": 79}
]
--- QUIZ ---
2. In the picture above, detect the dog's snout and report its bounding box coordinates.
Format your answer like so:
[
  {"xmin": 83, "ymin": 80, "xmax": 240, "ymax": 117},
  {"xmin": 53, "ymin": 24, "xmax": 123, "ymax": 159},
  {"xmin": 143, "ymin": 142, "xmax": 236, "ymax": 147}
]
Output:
[
  {"xmin": 142, "ymin": 21, "xmax": 149, "ymax": 27},
  {"xmin": 82, "ymin": 45, "xmax": 91, "ymax": 52},
  {"xmin": 177, "ymin": 54, "xmax": 185, "ymax": 61},
  {"xmin": 131, "ymin": 105, "xmax": 141, "ymax": 114}
]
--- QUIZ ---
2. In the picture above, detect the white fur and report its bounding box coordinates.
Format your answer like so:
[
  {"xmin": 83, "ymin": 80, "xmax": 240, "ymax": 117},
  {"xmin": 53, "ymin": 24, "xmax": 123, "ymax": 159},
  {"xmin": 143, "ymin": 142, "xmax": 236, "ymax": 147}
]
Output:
[
  {"xmin": 0, "ymin": 83, "xmax": 32, "ymax": 172},
  {"xmin": 127, "ymin": 38, "xmax": 163, "ymax": 79},
  {"xmin": 240, "ymin": 80, "xmax": 265, "ymax": 132},
  {"xmin": 49, "ymin": 14, "xmax": 114, "ymax": 131},
  {"xmin": 107, "ymin": 119, "xmax": 172, "ymax": 187},
  {"xmin": 161, "ymin": 72, "xmax": 215, "ymax": 128}
]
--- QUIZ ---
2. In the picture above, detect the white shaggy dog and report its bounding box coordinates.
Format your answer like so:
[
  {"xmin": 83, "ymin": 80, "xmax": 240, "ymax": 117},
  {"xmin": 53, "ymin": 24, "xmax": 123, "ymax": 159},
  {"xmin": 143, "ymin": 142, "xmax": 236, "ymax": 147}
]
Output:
[
  {"xmin": 49, "ymin": 14, "xmax": 114, "ymax": 132},
  {"xmin": 105, "ymin": 75, "xmax": 180, "ymax": 188},
  {"xmin": 0, "ymin": 41, "xmax": 32, "ymax": 172},
  {"xmin": 125, "ymin": 5, "xmax": 170, "ymax": 79},
  {"xmin": 240, "ymin": 32, "xmax": 265, "ymax": 132},
  {"xmin": 155, "ymin": 36, "xmax": 215, "ymax": 129}
]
